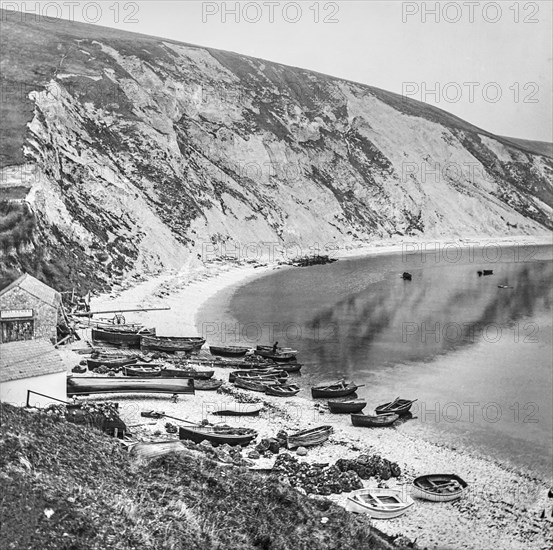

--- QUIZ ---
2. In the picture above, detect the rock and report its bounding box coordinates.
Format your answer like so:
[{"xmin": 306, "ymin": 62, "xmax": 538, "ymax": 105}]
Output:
[
  {"xmin": 247, "ymin": 450, "xmax": 260, "ymax": 459},
  {"xmin": 296, "ymin": 447, "xmax": 308, "ymax": 456},
  {"xmin": 267, "ymin": 438, "xmax": 280, "ymax": 454}
]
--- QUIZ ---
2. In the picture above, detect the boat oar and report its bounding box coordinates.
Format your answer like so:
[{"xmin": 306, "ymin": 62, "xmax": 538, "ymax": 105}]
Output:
[{"xmin": 141, "ymin": 410, "xmax": 197, "ymax": 425}]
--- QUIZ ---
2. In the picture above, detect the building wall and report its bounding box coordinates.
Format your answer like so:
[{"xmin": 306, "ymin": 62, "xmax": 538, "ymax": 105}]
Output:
[
  {"xmin": 0, "ymin": 372, "xmax": 67, "ymax": 408},
  {"xmin": 0, "ymin": 287, "xmax": 59, "ymax": 343}
]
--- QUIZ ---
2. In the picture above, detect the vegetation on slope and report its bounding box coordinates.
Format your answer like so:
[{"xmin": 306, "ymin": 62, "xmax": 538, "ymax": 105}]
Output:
[{"xmin": 0, "ymin": 404, "xmax": 393, "ymax": 550}]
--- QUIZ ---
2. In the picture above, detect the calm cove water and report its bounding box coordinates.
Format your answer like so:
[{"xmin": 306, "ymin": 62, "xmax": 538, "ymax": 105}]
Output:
[{"xmin": 198, "ymin": 244, "xmax": 553, "ymax": 478}]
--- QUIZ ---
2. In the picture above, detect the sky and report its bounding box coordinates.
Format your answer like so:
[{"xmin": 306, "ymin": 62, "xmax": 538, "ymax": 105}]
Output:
[{"xmin": 5, "ymin": 0, "xmax": 553, "ymax": 142}]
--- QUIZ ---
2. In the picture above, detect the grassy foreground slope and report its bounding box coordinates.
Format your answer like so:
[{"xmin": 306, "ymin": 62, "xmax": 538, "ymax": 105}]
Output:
[{"xmin": 0, "ymin": 404, "xmax": 394, "ymax": 550}]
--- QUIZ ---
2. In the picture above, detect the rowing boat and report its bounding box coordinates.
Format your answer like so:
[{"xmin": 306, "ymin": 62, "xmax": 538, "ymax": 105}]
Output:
[
  {"xmin": 194, "ymin": 379, "xmax": 224, "ymax": 391},
  {"xmin": 254, "ymin": 350, "xmax": 297, "ymax": 362},
  {"xmin": 375, "ymin": 398, "xmax": 416, "ymax": 416},
  {"xmin": 66, "ymin": 376, "xmax": 195, "ymax": 395},
  {"xmin": 274, "ymin": 362, "xmax": 303, "ymax": 373},
  {"xmin": 179, "ymin": 425, "xmax": 257, "ymax": 446},
  {"xmin": 287, "ymin": 425, "xmax": 333, "ymax": 449},
  {"xmin": 350, "ymin": 413, "xmax": 399, "ymax": 427},
  {"xmin": 412, "ymin": 474, "xmax": 468, "ymax": 502},
  {"xmin": 123, "ymin": 365, "xmax": 163, "ymax": 377},
  {"xmin": 91, "ymin": 327, "xmax": 156, "ymax": 347},
  {"xmin": 159, "ymin": 366, "xmax": 214, "ymax": 380},
  {"xmin": 327, "ymin": 399, "xmax": 367, "ymax": 414},
  {"xmin": 228, "ymin": 369, "xmax": 288, "ymax": 383},
  {"xmin": 140, "ymin": 336, "xmax": 200, "ymax": 353},
  {"xmin": 211, "ymin": 403, "xmax": 264, "ymax": 416},
  {"xmin": 345, "ymin": 489, "xmax": 414, "ymax": 519},
  {"xmin": 209, "ymin": 345, "xmax": 250, "ymax": 357},
  {"xmin": 311, "ymin": 381, "xmax": 360, "ymax": 398},
  {"xmin": 87, "ymin": 356, "xmax": 138, "ymax": 369},
  {"xmin": 233, "ymin": 377, "xmax": 278, "ymax": 392},
  {"xmin": 264, "ymin": 384, "xmax": 300, "ymax": 397}
]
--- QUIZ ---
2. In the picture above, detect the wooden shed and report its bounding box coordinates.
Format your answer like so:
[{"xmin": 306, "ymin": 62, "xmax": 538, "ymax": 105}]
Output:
[{"xmin": 0, "ymin": 274, "xmax": 62, "ymax": 343}]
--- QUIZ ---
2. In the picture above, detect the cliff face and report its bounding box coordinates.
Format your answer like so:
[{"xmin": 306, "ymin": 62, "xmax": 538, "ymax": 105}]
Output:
[{"xmin": 1, "ymin": 12, "xmax": 552, "ymax": 290}]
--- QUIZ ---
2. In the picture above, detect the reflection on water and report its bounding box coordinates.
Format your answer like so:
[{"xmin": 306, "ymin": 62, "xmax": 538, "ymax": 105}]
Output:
[{"xmin": 223, "ymin": 245, "xmax": 553, "ymax": 477}]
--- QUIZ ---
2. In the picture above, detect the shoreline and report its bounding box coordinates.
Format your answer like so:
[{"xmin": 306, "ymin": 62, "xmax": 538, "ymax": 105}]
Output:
[{"xmin": 80, "ymin": 237, "xmax": 553, "ymax": 549}]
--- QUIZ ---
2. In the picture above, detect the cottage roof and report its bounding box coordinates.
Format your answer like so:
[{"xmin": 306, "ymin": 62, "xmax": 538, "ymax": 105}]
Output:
[
  {"xmin": 0, "ymin": 339, "xmax": 67, "ymax": 383},
  {"xmin": 0, "ymin": 274, "xmax": 60, "ymax": 308}
]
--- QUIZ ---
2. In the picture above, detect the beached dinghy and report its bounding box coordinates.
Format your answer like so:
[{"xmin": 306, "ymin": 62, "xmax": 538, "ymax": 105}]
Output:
[
  {"xmin": 412, "ymin": 474, "xmax": 468, "ymax": 502},
  {"xmin": 254, "ymin": 348, "xmax": 297, "ymax": 362},
  {"xmin": 351, "ymin": 413, "xmax": 399, "ymax": 427},
  {"xmin": 193, "ymin": 379, "xmax": 224, "ymax": 391},
  {"xmin": 140, "ymin": 336, "xmax": 200, "ymax": 353},
  {"xmin": 375, "ymin": 398, "xmax": 416, "ymax": 416},
  {"xmin": 265, "ymin": 384, "xmax": 300, "ymax": 397},
  {"xmin": 179, "ymin": 425, "xmax": 257, "ymax": 447},
  {"xmin": 87, "ymin": 356, "xmax": 138, "ymax": 370},
  {"xmin": 228, "ymin": 369, "xmax": 288, "ymax": 383},
  {"xmin": 67, "ymin": 376, "xmax": 194, "ymax": 395},
  {"xmin": 159, "ymin": 366, "xmax": 214, "ymax": 380},
  {"xmin": 311, "ymin": 381, "xmax": 361, "ymax": 399},
  {"xmin": 211, "ymin": 403, "xmax": 264, "ymax": 416},
  {"xmin": 287, "ymin": 425, "xmax": 333, "ymax": 449},
  {"xmin": 328, "ymin": 399, "xmax": 367, "ymax": 414},
  {"xmin": 274, "ymin": 362, "xmax": 303, "ymax": 373},
  {"xmin": 234, "ymin": 377, "xmax": 278, "ymax": 392},
  {"xmin": 92, "ymin": 327, "xmax": 156, "ymax": 347},
  {"xmin": 123, "ymin": 365, "xmax": 164, "ymax": 378},
  {"xmin": 209, "ymin": 345, "xmax": 250, "ymax": 357},
  {"xmin": 345, "ymin": 489, "xmax": 414, "ymax": 519}
]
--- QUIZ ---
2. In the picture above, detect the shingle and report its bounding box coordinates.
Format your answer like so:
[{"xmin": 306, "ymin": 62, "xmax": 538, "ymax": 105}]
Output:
[
  {"xmin": 0, "ymin": 339, "xmax": 67, "ymax": 383},
  {"xmin": 0, "ymin": 274, "xmax": 61, "ymax": 308}
]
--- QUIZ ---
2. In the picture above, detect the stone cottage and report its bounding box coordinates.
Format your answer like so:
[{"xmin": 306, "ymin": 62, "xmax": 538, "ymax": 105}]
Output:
[{"xmin": 0, "ymin": 274, "xmax": 62, "ymax": 344}]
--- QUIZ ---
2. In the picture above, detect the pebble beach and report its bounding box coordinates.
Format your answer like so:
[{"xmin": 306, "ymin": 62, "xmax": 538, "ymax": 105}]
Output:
[{"xmin": 66, "ymin": 238, "xmax": 553, "ymax": 550}]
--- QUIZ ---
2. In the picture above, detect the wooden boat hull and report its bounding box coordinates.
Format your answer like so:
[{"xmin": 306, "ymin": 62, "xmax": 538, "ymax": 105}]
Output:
[
  {"xmin": 275, "ymin": 362, "xmax": 302, "ymax": 373},
  {"xmin": 209, "ymin": 346, "xmax": 249, "ymax": 357},
  {"xmin": 179, "ymin": 426, "xmax": 257, "ymax": 447},
  {"xmin": 287, "ymin": 426, "xmax": 333, "ymax": 449},
  {"xmin": 194, "ymin": 379, "xmax": 223, "ymax": 391},
  {"xmin": 87, "ymin": 357, "xmax": 138, "ymax": 369},
  {"xmin": 311, "ymin": 383, "xmax": 359, "ymax": 398},
  {"xmin": 67, "ymin": 376, "xmax": 195, "ymax": 395},
  {"xmin": 265, "ymin": 384, "xmax": 300, "ymax": 397},
  {"xmin": 211, "ymin": 404, "xmax": 264, "ymax": 416},
  {"xmin": 123, "ymin": 365, "xmax": 162, "ymax": 378},
  {"xmin": 140, "ymin": 336, "xmax": 197, "ymax": 353},
  {"xmin": 412, "ymin": 474, "xmax": 468, "ymax": 502},
  {"xmin": 254, "ymin": 350, "xmax": 297, "ymax": 362},
  {"xmin": 234, "ymin": 378, "xmax": 274, "ymax": 392},
  {"xmin": 351, "ymin": 413, "xmax": 399, "ymax": 427},
  {"xmin": 345, "ymin": 489, "xmax": 414, "ymax": 519},
  {"xmin": 375, "ymin": 399, "xmax": 414, "ymax": 416},
  {"xmin": 228, "ymin": 369, "xmax": 287, "ymax": 383},
  {"xmin": 328, "ymin": 400, "xmax": 367, "ymax": 414},
  {"xmin": 92, "ymin": 328, "xmax": 155, "ymax": 347},
  {"xmin": 159, "ymin": 367, "xmax": 214, "ymax": 380}
]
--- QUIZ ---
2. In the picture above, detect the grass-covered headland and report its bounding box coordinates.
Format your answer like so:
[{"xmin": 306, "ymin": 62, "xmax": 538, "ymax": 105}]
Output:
[{"xmin": 0, "ymin": 404, "xmax": 402, "ymax": 550}]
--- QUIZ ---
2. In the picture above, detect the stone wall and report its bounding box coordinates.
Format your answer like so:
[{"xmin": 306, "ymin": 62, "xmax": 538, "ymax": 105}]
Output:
[{"xmin": 0, "ymin": 287, "xmax": 59, "ymax": 343}]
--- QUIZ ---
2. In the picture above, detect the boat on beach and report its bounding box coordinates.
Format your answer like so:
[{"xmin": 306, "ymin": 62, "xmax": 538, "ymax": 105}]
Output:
[
  {"xmin": 412, "ymin": 474, "xmax": 468, "ymax": 502},
  {"xmin": 211, "ymin": 403, "xmax": 264, "ymax": 416},
  {"xmin": 233, "ymin": 377, "xmax": 278, "ymax": 392},
  {"xmin": 87, "ymin": 356, "xmax": 138, "ymax": 369},
  {"xmin": 209, "ymin": 345, "xmax": 250, "ymax": 357},
  {"xmin": 140, "ymin": 336, "xmax": 203, "ymax": 353},
  {"xmin": 287, "ymin": 425, "xmax": 333, "ymax": 449},
  {"xmin": 92, "ymin": 327, "xmax": 156, "ymax": 347},
  {"xmin": 254, "ymin": 349, "xmax": 297, "ymax": 362},
  {"xmin": 328, "ymin": 399, "xmax": 367, "ymax": 414},
  {"xmin": 274, "ymin": 362, "xmax": 303, "ymax": 373},
  {"xmin": 179, "ymin": 425, "xmax": 258, "ymax": 446},
  {"xmin": 159, "ymin": 366, "xmax": 214, "ymax": 380},
  {"xmin": 345, "ymin": 488, "xmax": 414, "ymax": 519},
  {"xmin": 123, "ymin": 365, "xmax": 164, "ymax": 377},
  {"xmin": 66, "ymin": 376, "xmax": 195, "ymax": 395},
  {"xmin": 264, "ymin": 384, "xmax": 300, "ymax": 397},
  {"xmin": 193, "ymin": 379, "xmax": 224, "ymax": 391},
  {"xmin": 351, "ymin": 413, "xmax": 399, "ymax": 427},
  {"xmin": 311, "ymin": 381, "xmax": 361, "ymax": 398},
  {"xmin": 228, "ymin": 369, "xmax": 288, "ymax": 383},
  {"xmin": 375, "ymin": 398, "xmax": 416, "ymax": 416}
]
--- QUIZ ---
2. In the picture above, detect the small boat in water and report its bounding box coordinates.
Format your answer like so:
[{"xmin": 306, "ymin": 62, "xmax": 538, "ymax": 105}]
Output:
[
  {"xmin": 209, "ymin": 345, "xmax": 250, "ymax": 357},
  {"xmin": 311, "ymin": 381, "xmax": 361, "ymax": 399},
  {"xmin": 287, "ymin": 425, "xmax": 333, "ymax": 449},
  {"xmin": 351, "ymin": 413, "xmax": 399, "ymax": 427},
  {"xmin": 375, "ymin": 398, "xmax": 416, "ymax": 416},
  {"xmin": 265, "ymin": 384, "xmax": 300, "ymax": 397},
  {"xmin": 345, "ymin": 489, "xmax": 414, "ymax": 519},
  {"xmin": 179, "ymin": 425, "xmax": 257, "ymax": 446},
  {"xmin": 67, "ymin": 376, "xmax": 195, "ymax": 395},
  {"xmin": 211, "ymin": 403, "xmax": 264, "ymax": 416},
  {"xmin": 412, "ymin": 474, "xmax": 468, "ymax": 502},
  {"xmin": 328, "ymin": 399, "xmax": 367, "ymax": 414}
]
